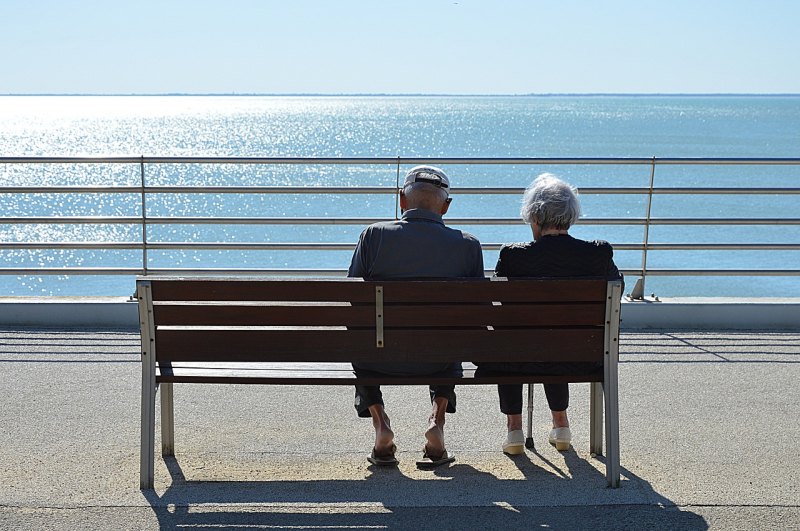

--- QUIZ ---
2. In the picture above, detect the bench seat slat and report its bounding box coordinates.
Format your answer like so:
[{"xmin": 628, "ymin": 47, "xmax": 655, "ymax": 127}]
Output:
[
  {"xmin": 154, "ymin": 328, "xmax": 604, "ymax": 363},
  {"xmin": 155, "ymin": 362, "xmax": 602, "ymax": 385},
  {"xmin": 152, "ymin": 302, "xmax": 605, "ymax": 327}
]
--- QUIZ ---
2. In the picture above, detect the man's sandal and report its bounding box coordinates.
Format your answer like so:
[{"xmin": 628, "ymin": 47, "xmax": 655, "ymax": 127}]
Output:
[
  {"xmin": 416, "ymin": 447, "xmax": 455, "ymax": 469},
  {"xmin": 367, "ymin": 444, "xmax": 398, "ymax": 466}
]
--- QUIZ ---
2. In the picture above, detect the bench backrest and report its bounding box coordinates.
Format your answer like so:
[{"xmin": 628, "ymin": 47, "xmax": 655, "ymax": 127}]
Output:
[{"xmin": 137, "ymin": 277, "xmax": 622, "ymax": 365}]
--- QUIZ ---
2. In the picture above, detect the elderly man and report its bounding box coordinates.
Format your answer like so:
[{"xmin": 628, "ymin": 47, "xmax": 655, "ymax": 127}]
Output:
[{"xmin": 348, "ymin": 165, "xmax": 484, "ymax": 469}]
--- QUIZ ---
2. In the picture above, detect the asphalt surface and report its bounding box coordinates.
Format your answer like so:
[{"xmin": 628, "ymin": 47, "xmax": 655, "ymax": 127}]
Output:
[{"xmin": 0, "ymin": 328, "xmax": 798, "ymax": 530}]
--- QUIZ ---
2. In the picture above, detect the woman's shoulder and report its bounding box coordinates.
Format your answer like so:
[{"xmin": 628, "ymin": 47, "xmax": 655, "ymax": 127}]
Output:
[
  {"xmin": 570, "ymin": 236, "xmax": 614, "ymax": 253},
  {"xmin": 499, "ymin": 242, "xmax": 534, "ymax": 255},
  {"xmin": 588, "ymin": 238, "xmax": 614, "ymax": 256},
  {"xmin": 586, "ymin": 237, "xmax": 613, "ymax": 247}
]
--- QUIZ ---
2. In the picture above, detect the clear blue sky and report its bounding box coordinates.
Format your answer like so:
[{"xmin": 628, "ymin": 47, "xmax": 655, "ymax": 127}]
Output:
[{"xmin": 2, "ymin": 0, "xmax": 799, "ymax": 94}]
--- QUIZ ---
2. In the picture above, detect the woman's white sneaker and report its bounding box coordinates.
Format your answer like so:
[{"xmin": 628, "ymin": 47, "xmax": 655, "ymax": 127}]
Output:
[
  {"xmin": 502, "ymin": 429, "xmax": 525, "ymax": 455},
  {"xmin": 548, "ymin": 427, "xmax": 572, "ymax": 451}
]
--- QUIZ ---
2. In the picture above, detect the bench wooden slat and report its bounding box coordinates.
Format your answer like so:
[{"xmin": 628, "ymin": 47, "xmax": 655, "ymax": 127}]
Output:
[
  {"xmin": 392, "ymin": 302, "xmax": 604, "ymax": 326},
  {"xmin": 154, "ymin": 328, "xmax": 604, "ymax": 363},
  {"xmin": 148, "ymin": 277, "xmax": 607, "ymax": 303},
  {"xmin": 156, "ymin": 373, "xmax": 602, "ymax": 385},
  {"xmin": 153, "ymin": 303, "xmax": 375, "ymax": 326},
  {"xmin": 152, "ymin": 302, "xmax": 605, "ymax": 327},
  {"xmin": 151, "ymin": 278, "xmax": 377, "ymax": 302},
  {"xmin": 155, "ymin": 361, "xmax": 602, "ymax": 385},
  {"xmin": 164, "ymin": 361, "xmax": 362, "ymax": 371},
  {"xmin": 380, "ymin": 279, "xmax": 607, "ymax": 302}
]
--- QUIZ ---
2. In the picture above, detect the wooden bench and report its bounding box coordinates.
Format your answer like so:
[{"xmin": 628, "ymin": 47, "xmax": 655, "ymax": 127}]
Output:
[{"xmin": 137, "ymin": 276, "xmax": 623, "ymax": 489}]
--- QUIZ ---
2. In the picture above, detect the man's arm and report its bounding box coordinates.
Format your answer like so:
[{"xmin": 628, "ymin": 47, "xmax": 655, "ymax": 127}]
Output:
[
  {"xmin": 470, "ymin": 238, "xmax": 486, "ymax": 278},
  {"xmin": 347, "ymin": 228, "xmax": 370, "ymax": 278}
]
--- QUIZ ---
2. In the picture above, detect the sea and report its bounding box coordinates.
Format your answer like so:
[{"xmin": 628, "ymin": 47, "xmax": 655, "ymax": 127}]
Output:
[{"xmin": 1, "ymin": 95, "xmax": 799, "ymax": 298}]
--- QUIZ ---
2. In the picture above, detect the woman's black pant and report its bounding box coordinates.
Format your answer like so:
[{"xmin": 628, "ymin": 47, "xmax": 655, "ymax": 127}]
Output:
[
  {"xmin": 476, "ymin": 361, "xmax": 601, "ymax": 415},
  {"xmin": 498, "ymin": 383, "xmax": 568, "ymax": 414}
]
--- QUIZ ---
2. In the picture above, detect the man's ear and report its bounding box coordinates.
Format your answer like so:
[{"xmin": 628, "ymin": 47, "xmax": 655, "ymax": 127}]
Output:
[
  {"xmin": 440, "ymin": 197, "xmax": 452, "ymax": 215},
  {"xmin": 399, "ymin": 190, "xmax": 408, "ymax": 211}
]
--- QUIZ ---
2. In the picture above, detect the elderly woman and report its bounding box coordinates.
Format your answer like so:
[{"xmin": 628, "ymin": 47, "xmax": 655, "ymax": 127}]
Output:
[{"xmin": 480, "ymin": 173, "xmax": 622, "ymax": 455}]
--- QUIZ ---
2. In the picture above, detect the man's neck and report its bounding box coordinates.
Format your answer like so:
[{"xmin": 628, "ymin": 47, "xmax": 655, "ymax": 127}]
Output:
[{"xmin": 402, "ymin": 208, "xmax": 442, "ymax": 217}]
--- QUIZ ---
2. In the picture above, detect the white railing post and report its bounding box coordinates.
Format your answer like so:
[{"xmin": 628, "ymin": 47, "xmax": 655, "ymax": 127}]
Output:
[
  {"xmin": 629, "ymin": 157, "xmax": 657, "ymax": 300},
  {"xmin": 139, "ymin": 156, "xmax": 149, "ymax": 276},
  {"xmin": 395, "ymin": 156, "xmax": 401, "ymax": 220}
]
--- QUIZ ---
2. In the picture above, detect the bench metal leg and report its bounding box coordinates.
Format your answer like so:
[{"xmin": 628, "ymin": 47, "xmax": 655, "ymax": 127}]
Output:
[
  {"xmin": 140, "ymin": 358, "xmax": 156, "ymax": 489},
  {"xmin": 602, "ymin": 280, "xmax": 622, "ymax": 488},
  {"xmin": 525, "ymin": 383, "xmax": 535, "ymax": 449},
  {"xmin": 590, "ymin": 382, "xmax": 603, "ymax": 456},
  {"xmin": 161, "ymin": 382, "xmax": 174, "ymax": 456},
  {"xmin": 603, "ymin": 376, "xmax": 621, "ymax": 488},
  {"xmin": 138, "ymin": 280, "xmax": 157, "ymax": 490}
]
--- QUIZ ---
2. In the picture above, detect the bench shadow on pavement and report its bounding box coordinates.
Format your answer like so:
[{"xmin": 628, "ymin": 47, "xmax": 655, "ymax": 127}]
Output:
[{"xmin": 142, "ymin": 452, "xmax": 708, "ymax": 530}]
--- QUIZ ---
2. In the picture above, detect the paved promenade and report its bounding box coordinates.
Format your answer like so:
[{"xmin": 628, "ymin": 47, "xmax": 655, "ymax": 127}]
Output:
[{"xmin": 0, "ymin": 327, "xmax": 798, "ymax": 530}]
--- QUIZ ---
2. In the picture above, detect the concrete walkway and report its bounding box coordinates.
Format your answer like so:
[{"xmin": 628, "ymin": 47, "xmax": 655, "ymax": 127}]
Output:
[{"xmin": 0, "ymin": 328, "xmax": 798, "ymax": 530}]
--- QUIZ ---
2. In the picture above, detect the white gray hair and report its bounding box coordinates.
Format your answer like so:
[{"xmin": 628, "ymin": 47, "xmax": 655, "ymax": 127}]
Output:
[{"xmin": 520, "ymin": 173, "xmax": 581, "ymax": 229}]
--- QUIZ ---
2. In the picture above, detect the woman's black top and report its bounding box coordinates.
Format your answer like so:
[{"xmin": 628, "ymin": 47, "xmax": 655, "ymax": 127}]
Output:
[{"xmin": 495, "ymin": 234, "xmax": 622, "ymax": 281}]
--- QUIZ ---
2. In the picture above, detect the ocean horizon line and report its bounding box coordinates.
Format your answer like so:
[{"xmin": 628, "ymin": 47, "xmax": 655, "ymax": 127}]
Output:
[{"xmin": 2, "ymin": 92, "xmax": 800, "ymax": 97}]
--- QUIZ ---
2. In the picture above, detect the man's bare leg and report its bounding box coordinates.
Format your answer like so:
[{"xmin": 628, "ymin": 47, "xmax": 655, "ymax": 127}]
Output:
[
  {"xmin": 424, "ymin": 397, "xmax": 448, "ymax": 457},
  {"xmin": 368, "ymin": 404, "xmax": 395, "ymax": 456}
]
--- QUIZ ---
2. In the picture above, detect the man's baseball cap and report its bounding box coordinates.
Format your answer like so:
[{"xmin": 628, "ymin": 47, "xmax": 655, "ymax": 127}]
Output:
[{"xmin": 403, "ymin": 165, "xmax": 450, "ymax": 195}]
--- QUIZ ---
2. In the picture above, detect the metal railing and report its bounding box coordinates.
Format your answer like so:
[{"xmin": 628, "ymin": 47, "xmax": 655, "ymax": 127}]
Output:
[{"xmin": 2, "ymin": 156, "xmax": 799, "ymax": 299}]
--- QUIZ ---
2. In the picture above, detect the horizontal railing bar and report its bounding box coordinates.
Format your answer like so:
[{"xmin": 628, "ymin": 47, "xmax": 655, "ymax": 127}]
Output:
[
  {"xmin": 645, "ymin": 187, "xmax": 800, "ymax": 195},
  {"xmin": 641, "ymin": 269, "xmax": 800, "ymax": 276},
  {"xmin": 0, "ymin": 242, "xmax": 357, "ymax": 251},
  {"xmin": 2, "ymin": 217, "xmax": 800, "ymax": 226},
  {"xmin": 3, "ymin": 185, "xmax": 800, "ymax": 195},
  {"xmin": 0, "ymin": 186, "xmax": 142, "ymax": 194},
  {"xmin": 614, "ymin": 243, "xmax": 800, "ymax": 251},
  {"xmin": 2, "ymin": 242, "xmax": 800, "ymax": 251},
  {"xmin": 0, "ymin": 267, "xmax": 146, "ymax": 275},
  {"xmin": 459, "ymin": 187, "xmax": 800, "ymax": 195},
  {"xmin": 0, "ymin": 186, "xmax": 392, "ymax": 194},
  {"xmin": 629, "ymin": 218, "xmax": 800, "ymax": 226},
  {"xmin": 3, "ymin": 156, "xmax": 800, "ymax": 165},
  {"xmin": 0, "ymin": 156, "xmax": 651, "ymax": 164},
  {"xmin": 0, "ymin": 268, "xmax": 347, "ymax": 276},
  {"xmin": 0, "ymin": 243, "xmax": 144, "ymax": 250},
  {"xmin": 0, "ymin": 217, "xmax": 145, "ymax": 224},
  {"xmin": 1, "ymin": 157, "xmax": 146, "ymax": 164},
  {"xmin": 2, "ymin": 267, "xmax": 799, "ymax": 277}
]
